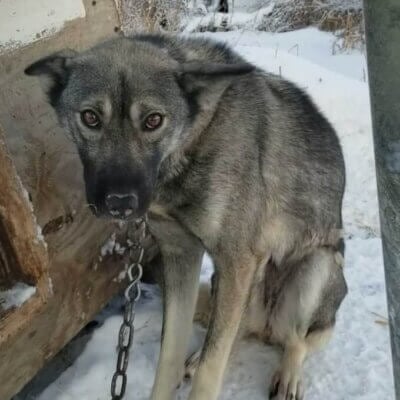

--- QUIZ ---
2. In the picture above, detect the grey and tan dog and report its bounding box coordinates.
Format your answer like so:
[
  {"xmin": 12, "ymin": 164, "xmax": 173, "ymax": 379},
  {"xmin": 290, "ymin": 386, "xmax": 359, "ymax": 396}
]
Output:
[{"xmin": 25, "ymin": 34, "xmax": 347, "ymax": 400}]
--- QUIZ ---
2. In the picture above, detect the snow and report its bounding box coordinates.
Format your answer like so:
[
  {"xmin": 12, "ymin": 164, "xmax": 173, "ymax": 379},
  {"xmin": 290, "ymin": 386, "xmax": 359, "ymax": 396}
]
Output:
[
  {"xmin": 100, "ymin": 232, "xmax": 117, "ymax": 257},
  {"xmin": 100, "ymin": 232, "xmax": 127, "ymax": 259},
  {"xmin": 0, "ymin": 0, "xmax": 85, "ymax": 52},
  {"xmin": 31, "ymin": 28, "xmax": 393, "ymax": 400},
  {"xmin": 17, "ymin": 176, "xmax": 48, "ymax": 248},
  {"xmin": 0, "ymin": 282, "xmax": 36, "ymax": 311},
  {"xmin": 203, "ymin": 28, "xmax": 368, "ymax": 81},
  {"xmin": 183, "ymin": 6, "xmax": 275, "ymax": 33},
  {"xmin": 35, "ymin": 224, "xmax": 46, "ymax": 246}
]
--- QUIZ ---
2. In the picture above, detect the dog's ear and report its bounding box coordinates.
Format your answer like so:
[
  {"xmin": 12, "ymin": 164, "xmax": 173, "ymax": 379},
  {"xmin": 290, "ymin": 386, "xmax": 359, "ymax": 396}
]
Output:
[
  {"xmin": 25, "ymin": 49, "xmax": 77, "ymax": 105},
  {"xmin": 177, "ymin": 62, "xmax": 255, "ymax": 93}
]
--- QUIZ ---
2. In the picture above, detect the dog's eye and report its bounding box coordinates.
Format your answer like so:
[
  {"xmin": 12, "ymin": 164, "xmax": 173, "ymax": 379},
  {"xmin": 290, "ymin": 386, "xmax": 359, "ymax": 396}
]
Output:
[
  {"xmin": 144, "ymin": 113, "xmax": 163, "ymax": 130},
  {"xmin": 81, "ymin": 110, "xmax": 100, "ymax": 128}
]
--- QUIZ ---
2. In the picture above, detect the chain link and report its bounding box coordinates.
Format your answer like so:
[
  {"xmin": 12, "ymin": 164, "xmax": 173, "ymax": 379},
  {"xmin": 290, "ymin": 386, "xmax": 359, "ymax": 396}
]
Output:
[{"xmin": 111, "ymin": 215, "xmax": 147, "ymax": 400}]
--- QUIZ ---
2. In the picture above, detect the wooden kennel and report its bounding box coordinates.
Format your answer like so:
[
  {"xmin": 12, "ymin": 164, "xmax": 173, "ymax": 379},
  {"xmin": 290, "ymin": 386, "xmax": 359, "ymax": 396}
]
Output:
[{"xmin": 0, "ymin": 1, "xmax": 133, "ymax": 398}]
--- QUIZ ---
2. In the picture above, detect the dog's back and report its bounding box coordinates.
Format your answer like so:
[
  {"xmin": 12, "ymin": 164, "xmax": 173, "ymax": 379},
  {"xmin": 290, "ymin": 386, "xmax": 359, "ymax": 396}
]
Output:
[{"xmin": 141, "ymin": 35, "xmax": 345, "ymax": 262}]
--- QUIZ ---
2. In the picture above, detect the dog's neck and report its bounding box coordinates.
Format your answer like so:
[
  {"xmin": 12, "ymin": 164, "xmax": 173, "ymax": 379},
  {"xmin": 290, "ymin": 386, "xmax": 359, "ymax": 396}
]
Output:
[{"xmin": 157, "ymin": 80, "xmax": 232, "ymax": 185}]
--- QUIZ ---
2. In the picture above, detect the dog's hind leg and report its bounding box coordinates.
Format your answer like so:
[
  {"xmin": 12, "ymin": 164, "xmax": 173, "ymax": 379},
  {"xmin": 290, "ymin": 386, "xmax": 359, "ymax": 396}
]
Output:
[
  {"xmin": 268, "ymin": 328, "xmax": 333, "ymax": 400},
  {"xmin": 269, "ymin": 341, "xmax": 307, "ymax": 400},
  {"xmin": 149, "ymin": 216, "xmax": 204, "ymax": 400},
  {"xmin": 268, "ymin": 247, "xmax": 347, "ymax": 400}
]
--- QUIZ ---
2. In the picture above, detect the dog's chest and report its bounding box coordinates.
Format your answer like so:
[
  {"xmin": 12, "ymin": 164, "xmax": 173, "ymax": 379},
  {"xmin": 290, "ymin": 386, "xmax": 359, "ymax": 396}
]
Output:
[{"xmin": 151, "ymin": 188, "xmax": 224, "ymax": 252}]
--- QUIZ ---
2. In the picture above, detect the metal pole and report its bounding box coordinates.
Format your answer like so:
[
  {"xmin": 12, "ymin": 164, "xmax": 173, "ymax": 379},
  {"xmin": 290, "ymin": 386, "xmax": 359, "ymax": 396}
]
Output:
[{"xmin": 364, "ymin": 2, "xmax": 400, "ymax": 398}]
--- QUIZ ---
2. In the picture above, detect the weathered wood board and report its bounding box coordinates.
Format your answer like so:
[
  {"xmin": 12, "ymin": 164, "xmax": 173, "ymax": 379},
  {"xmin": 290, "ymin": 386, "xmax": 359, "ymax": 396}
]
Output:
[{"xmin": 0, "ymin": 1, "xmax": 138, "ymax": 399}]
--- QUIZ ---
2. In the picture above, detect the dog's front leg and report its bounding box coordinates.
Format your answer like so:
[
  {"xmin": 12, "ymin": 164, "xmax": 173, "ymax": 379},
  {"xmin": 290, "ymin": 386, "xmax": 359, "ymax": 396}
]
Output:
[
  {"xmin": 149, "ymin": 218, "xmax": 204, "ymax": 400},
  {"xmin": 188, "ymin": 255, "xmax": 257, "ymax": 400}
]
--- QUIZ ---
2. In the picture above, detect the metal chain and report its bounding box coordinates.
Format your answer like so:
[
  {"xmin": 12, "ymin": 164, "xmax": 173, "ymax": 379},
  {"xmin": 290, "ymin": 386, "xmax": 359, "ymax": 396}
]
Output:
[{"xmin": 111, "ymin": 215, "xmax": 147, "ymax": 400}]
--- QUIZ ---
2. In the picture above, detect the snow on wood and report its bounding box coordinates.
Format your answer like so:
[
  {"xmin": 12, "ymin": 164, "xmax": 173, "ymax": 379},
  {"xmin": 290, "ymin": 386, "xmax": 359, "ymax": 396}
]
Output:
[{"xmin": 0, "ymin": 283, "xmax": 36, "ymax": 311}]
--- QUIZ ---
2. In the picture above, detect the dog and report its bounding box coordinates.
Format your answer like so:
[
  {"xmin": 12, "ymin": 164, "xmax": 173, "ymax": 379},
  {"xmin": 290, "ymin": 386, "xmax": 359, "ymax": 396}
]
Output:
[{"xmin": 25, "ymin": 34, "xmax": 347, "ymax": 400}]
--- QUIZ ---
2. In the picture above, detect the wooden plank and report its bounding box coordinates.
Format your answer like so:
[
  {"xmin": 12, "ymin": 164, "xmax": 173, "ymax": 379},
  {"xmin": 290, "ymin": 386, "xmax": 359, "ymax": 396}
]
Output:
[
  {"xmin": 0, "ymin": 123, "xmax": 48, "ymax": 290},
  {"xmin": 364, "ymin": 2, "xmax": 400, "ymax": 398},
  {"xmin": 0, "ymin": 1, "xmax": 136, "ymax": 399}
]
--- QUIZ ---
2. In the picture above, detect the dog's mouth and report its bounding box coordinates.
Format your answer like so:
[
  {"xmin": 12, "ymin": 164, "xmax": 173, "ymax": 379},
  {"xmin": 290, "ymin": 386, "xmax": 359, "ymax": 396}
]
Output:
[{"xmin": 88, "ymin": 204, "xmax": 138, "ymax": 221}]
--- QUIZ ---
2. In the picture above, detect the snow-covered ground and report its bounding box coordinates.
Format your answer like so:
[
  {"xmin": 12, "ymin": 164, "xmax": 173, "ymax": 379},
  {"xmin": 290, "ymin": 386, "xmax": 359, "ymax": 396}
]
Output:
[{"xmin": 30, "ymin": 28, "xmax": 393, "ymax": 400}]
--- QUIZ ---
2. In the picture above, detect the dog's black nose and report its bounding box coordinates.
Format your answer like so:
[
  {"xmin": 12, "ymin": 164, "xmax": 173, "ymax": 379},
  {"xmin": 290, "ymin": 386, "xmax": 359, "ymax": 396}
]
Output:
[{"xmin": 105, "ymin": 193, "xmax": 138, "ymax": 218}]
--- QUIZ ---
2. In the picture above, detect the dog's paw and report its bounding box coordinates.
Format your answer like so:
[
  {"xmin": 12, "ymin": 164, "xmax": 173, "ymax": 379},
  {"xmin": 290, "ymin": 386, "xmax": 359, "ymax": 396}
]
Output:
[
  {"xmin": 184, "ymin": 350, "xmax": 201, "ymax": 381},
  {"xmin": 269, "ymin": 369, "xmax": 305, "ymax": 400}
]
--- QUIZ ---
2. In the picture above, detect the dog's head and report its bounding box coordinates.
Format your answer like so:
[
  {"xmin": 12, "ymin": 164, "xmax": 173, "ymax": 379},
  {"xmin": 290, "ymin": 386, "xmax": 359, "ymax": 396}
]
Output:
[{"xmin": 25, "ymin": 37, "xmax": 253, "ymax": 220}]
